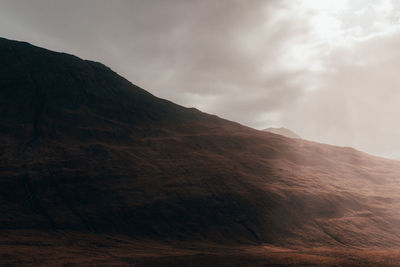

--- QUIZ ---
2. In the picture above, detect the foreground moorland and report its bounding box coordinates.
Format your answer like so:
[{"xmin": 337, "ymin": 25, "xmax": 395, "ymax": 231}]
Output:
[{"xmin": 2, "ymin": 230, "xmax": 400, "ymax": 266}]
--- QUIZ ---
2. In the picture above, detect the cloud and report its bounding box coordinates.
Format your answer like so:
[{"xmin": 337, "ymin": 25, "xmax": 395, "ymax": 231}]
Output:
[
  {"xmin": 1, "ymin": 0, "xmax": 400, "ymax": 158},
  {"xmin": 0, "ymin": 0, "xmax": 308, "ymax": 126}
]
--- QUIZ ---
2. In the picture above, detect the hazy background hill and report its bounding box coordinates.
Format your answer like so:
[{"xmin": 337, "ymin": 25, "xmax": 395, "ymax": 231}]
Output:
[{"xmin": 263, "ymin": 127, "xmax": 301, "ymax": 139}]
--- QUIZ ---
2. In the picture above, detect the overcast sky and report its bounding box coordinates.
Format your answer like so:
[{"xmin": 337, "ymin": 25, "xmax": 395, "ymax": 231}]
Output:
[{"xmin": 1, "ymin": 0, "xmax": 400, "ymax": 159}]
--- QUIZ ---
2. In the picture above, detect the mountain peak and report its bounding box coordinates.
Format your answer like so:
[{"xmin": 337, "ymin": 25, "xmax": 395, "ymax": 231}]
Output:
[
  {"xmin": 263, "ymin": 127, "xmax": 301, "ymax": 139},
  {"xmin": 0, "ymin": 37, "xmax": 234, "ymax": 150}
]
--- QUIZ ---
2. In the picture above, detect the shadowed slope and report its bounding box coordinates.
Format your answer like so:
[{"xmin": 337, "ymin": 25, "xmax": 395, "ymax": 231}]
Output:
[{"xmin": 2, "ymin": 38, "xmax": 400, "ymax": 250}]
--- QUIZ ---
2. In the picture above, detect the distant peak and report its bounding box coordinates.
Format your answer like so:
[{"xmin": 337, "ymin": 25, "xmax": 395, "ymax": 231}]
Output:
[{"xmin": 263, "ymin": 127, "xmax": 301, "ymax": 139}]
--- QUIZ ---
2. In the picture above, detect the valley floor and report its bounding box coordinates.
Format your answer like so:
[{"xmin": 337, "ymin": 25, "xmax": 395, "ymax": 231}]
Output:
[{"xmin": 1, "ymin": 230, "xmax": 400, "ymax": 266}]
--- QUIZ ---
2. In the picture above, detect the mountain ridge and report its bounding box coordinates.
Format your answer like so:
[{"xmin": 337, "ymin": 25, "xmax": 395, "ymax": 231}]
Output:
[{"xmin": 2, "ymin": 37, "xmax": 400, "ymax": 257}]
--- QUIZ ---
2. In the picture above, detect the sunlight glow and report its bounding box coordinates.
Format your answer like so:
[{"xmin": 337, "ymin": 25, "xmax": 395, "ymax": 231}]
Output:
[
  {"xmin": 302, "ymin": 0, "xmax": 349, "ymax": 14},
  {"xmin": 278, "ymin": 0, "xmax": 400, "ymax": 72},
  {"xmin": 300, "ymin": 0, "xmax": 400, "ymax": 44}
]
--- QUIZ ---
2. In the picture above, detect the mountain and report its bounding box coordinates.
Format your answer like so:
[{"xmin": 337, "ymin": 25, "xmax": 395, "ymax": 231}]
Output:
[
  {"xmin": 263, "ymin": 127, "xmax": 301, "ymax": 139},
  {"xmin": 2, "ymin": 37, "xmax": 400, "ymax": 265}
]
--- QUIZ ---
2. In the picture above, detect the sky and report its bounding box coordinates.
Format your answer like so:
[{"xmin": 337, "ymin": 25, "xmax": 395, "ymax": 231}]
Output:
[{"xmin": 1, "ymin": 0, "xmax": 400, "ymax": 159}]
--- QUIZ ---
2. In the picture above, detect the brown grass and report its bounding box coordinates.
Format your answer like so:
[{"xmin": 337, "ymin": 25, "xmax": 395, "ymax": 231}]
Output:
[{"xmin": 2, "ymin": 230, "xmax": 400, "ymax": 266}]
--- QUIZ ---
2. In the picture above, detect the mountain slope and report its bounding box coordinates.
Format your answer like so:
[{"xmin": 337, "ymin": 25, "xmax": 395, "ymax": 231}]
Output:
[{"xmin": 2, "ymin": 37, "xmax": 400, "ymax": 251}]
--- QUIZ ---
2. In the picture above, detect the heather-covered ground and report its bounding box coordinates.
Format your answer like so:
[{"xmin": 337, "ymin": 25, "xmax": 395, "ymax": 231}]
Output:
[{"xmin": 2, "ymin": 231, "xmax": 400, "ymax": 266}]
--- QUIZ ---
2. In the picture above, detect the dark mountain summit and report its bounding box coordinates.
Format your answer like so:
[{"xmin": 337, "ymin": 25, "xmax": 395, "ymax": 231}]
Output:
[
  {"xmin": 3, "ymin": 38, "xmax": 400, "ymax": 265},
  {"xmin": 0, "ymin": 37, "xmax": 267, "ymax": 242},
  {"xmin": 0, "ymin": 37, "xmax": 223, "ymax": 144}
]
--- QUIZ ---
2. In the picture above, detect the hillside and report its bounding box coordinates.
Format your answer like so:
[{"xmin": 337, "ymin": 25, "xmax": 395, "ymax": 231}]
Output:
[{"xmin": 2, "ymin": 37, "xmax": 400, "ymax": 265}]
